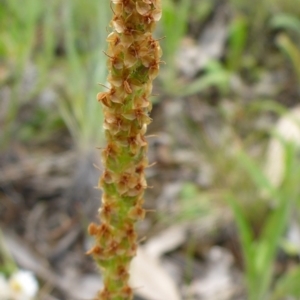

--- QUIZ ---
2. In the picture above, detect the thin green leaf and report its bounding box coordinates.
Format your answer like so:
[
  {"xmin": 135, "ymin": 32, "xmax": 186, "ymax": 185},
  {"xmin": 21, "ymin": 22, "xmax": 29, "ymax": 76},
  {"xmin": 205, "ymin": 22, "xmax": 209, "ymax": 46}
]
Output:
[
  {"xmin": 276, "ymin": 33, "xmax": 300, "ymax": 82},
  {"xmin": 237, "ymin": 151, "xmax": 277, "ymax": 199},
  {"xmin": 270, "ymin": 13, "xmax": 300, "ymax": 35},
  {"xmin": 226, "ymin": 194, "xmax": 256, "ymax": 291},
  {"xmin": 177, "ymin": 68, "xmax": 230, "ymax": 96},
  {"xmin": 227, "ymin": 16, "xmax": 248, "ymax": 71},
  {"xmin": 270, "ymin": 267, "xmax": 300, "ymax": 300}
]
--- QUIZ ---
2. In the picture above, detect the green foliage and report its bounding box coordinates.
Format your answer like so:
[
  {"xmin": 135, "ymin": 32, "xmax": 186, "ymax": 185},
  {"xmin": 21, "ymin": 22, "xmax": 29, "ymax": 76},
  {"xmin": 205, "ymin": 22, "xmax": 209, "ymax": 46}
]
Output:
[
  {"xmin": 158, "ymin": 0, "xmax": 300, "ymax": 98},
  {"xmin": 177, "ymin": 61, "xmax": 230, "ymax": 97},
  {"xmin": 270, "ymin": 267, "xmax": 300, "ymax": 300},
  {"xmin": 226, "ymin": 16, "xmax": 248, "ymax": 71},
  {"xmin": 276, "ymin": 34, "xmax": 300, "ymax": 82},
  {"xmin": 270, "ymin": 12, "xmax": 300, "ymax": 83},
  {"xmin": 0, "ymin": 229, "xmax": 17, "ymax": 277},
  {"xmin": 0, "ymin": 0, "xmax": 43, "ymax": 148},
  {"xmin": 160, "ymin": 0, "xmax": 192, "ymax": 90},
  {"xmin": 190, "ymin": 0, "xmax": 214, "ymax": 23},
  {"xmin": 228, "ymin": 141, "xmax": 300, "ymax": 300},
  {"xmin": 178, "ymin": 183, "xmax": 211, "ymax": 221},
  {"xmin": 53, "ymin": 0, "xmax": 110, "ymax": 151},
  {"xmin": 159, "ymin": 0, "xmax": 231, "ymax": 96},
  {"xmin": 270, "ymin": 13, "xmax": 300, "ymax": 35},
  {"xmin": 0, "ymin": 0, "xmax": 110, "ymax": 150},
  {"xmin": 0, "ymin": 0, "xmax": 42, "ymax": 63}
]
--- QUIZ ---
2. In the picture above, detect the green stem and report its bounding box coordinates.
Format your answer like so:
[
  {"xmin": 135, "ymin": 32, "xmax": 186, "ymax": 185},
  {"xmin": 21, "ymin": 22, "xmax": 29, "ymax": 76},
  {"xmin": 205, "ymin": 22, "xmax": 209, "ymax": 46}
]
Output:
[{"xmin": 87, "ymin": 1, "xmax": 162, "ymax": 299}]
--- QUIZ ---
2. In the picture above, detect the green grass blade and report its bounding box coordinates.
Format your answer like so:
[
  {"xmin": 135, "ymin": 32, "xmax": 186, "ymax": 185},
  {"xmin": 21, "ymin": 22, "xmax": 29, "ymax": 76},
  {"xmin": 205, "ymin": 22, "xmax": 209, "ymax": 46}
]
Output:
[
  {"xmin": 226, "ymin": 194, "xmax": 256, "ymax": 294},
  {"xmin": 270, "ymin": 13, "xmax": 300, "ymax": 35},
  {"xmin": 270, "ymin": 267, "xmax": 300, "ymax": 300},
  {"xmin": 237, "ymin": 150, "xmax": 277, "ymax": 199}
]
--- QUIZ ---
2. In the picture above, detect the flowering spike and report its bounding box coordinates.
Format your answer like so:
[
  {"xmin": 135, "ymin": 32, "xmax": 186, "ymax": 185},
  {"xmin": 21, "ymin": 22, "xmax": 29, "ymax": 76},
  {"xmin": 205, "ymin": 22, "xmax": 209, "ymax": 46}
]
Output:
[{"xmin": 87, "ymin": 0, "xmax": 162, "ymax": 299}]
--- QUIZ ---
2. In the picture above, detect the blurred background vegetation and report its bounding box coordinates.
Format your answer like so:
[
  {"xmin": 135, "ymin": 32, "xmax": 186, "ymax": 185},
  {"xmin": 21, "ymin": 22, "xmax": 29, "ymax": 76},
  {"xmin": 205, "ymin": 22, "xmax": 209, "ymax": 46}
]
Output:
[{"xmin": 0, "ymin": 0, "xmax": 300, "ymax": 299}]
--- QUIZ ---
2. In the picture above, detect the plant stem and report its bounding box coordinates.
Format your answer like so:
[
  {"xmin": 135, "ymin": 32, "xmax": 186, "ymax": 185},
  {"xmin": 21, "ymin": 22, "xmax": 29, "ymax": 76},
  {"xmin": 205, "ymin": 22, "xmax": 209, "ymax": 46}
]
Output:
[{"xmin": 87, "ymin": 1, "xmax": 162, "ymax": 299}]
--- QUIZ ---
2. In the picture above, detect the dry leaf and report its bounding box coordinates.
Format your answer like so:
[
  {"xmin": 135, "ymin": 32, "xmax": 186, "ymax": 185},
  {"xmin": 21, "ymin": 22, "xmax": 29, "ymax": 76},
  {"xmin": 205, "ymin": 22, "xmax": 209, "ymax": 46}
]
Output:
[
  {"xmin": 144, "ymin": 224, "xmax": 188, "ymax": 260},
  {"xmin": 130, "ymin": 247, "xmax": 181, "ymax": 300},
  {"xmin": 264, "ymin": 105, "xmax": 300, "ymax": 189}
]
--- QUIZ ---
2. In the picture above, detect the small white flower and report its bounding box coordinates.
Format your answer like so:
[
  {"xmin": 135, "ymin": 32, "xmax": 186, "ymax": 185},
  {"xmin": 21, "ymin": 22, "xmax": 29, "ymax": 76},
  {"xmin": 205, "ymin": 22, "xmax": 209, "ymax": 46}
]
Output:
[
  {"xmin": 0, "ymin": 274, "xmax": 11, "ymax": 300},
  {"xmin": 8, "ymin": 270, "xmax": 38, "ymax": 300}
]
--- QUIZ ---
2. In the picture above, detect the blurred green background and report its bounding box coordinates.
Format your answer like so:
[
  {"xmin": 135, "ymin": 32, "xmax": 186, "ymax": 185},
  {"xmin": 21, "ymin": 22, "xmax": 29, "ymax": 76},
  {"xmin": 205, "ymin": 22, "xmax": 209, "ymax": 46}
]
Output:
[{"xmin": 1, "ymin": 0, "xmax": 300, "ymax": 299}]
